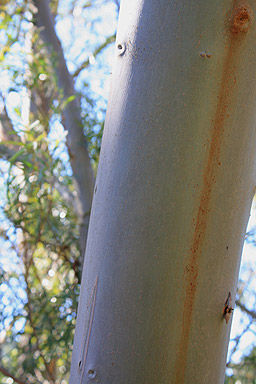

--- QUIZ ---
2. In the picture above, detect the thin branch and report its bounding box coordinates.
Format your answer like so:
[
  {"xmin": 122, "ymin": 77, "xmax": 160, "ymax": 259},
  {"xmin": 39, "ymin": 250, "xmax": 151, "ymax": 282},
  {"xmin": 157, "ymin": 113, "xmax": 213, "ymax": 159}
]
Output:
[
  {"xmin": 0, "ymin": 96, "xmax": 20, "ymax": 141},
  {"xmin": 236, "ymin": 301, "xmax": 256, "ymax": 319},
  {"xmin": 0, "ymin": 98, "xmax": 20, "ymax": 146},
  {"xmin": 113, "ymin": 0, "xmax": 120, "ymax": 13},
  {"xmin": 0, "ymin": 95, "xmax": 27, "ymax": 168},
  {"xmin": 226, "ymin": 319, "xmax": 253, "ymax": 366},
  {"xmin": 0, "ymin": 366, "xmax": 26, "ymax": 384},
  {"xmin": 72, "ymin": 34, "xmax": 116, "ymax": 79},
  {"xmin": 0, "ymin": 100, "xmax": 22, "ymax": 160}
]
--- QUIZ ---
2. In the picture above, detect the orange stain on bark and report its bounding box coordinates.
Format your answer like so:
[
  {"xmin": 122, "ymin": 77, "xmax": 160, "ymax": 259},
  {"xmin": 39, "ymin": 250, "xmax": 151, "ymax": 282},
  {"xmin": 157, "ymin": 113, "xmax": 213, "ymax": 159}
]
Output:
[{"xmin": 174, "ymin": 3, "xmax": 252, "ymax": 383}]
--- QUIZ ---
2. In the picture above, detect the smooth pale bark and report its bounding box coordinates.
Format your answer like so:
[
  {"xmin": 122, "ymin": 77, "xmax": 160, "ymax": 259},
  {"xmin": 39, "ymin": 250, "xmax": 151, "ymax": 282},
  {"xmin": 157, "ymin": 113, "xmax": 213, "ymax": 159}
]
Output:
[{"xmin": 70, "ymin": 1, "xmax": 256, "ymax": 383}]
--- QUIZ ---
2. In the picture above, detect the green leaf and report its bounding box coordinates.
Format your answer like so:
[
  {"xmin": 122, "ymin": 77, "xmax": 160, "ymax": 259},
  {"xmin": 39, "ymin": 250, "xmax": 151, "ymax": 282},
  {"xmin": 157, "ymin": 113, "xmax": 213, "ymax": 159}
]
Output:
[{"xmin": 60, "ymin": 95, "xmax": 76, "ymax": 110}]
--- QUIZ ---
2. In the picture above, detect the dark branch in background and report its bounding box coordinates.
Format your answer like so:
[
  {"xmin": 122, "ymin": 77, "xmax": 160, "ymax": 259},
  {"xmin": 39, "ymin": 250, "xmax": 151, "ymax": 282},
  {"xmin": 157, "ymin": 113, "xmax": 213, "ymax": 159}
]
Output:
[
  {"xmin": 112, "ymin": 0, "xmax": 120, "ymax": 13},
  {"xmin": 236, "ymin": 300, "xmax": 256, "ymax": 319},
  {"xmin": 0, "ymin": 100, "xmax": 21, "ymax": 160},
  {"xmin": 226, "ymin": 319, "xmax": 253, "ymax": 367},
  {"xmin": 0, "ymin": 101, "xmax": 20, "ymax": 141},
  {"xmin": 0, "ymin": 366, "xmax": 26, "ymax": 384},
  {"xmin": 72, "ymin": 34, "xmax": 116, "ymax": 79},
  {"xmin": 32, "ymin": 0, "xmax": 95, "ymax": 262}
]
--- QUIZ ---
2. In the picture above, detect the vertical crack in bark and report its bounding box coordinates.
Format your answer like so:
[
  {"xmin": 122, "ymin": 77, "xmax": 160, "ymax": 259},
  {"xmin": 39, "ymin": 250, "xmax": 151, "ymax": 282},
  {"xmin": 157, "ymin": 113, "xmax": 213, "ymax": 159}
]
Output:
[
  {"xmin": 174, "ymin": 2, "xmax": 251, "ymax": 381},
  {"xmin": 79, "ymin": 275, "xmax": 99, "ymax": 383}
]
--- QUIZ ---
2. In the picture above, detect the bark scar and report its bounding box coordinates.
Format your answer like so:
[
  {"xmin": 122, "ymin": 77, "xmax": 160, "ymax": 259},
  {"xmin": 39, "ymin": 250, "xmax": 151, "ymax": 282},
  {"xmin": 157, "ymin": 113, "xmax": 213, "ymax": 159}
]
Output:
[
  {"xmin": 232, "ymin": 5, "xmax": 252, "ymax": 35},
  {"xmin": 223, "ymin": 291, "xmax": 234, "ymax": 324}
]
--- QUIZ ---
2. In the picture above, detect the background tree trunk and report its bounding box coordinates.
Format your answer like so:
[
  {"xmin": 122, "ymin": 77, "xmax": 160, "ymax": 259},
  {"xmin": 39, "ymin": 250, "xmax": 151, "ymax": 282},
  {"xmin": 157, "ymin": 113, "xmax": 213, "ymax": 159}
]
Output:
[
  {"xmin": 33, "ymin": 0, "xmax": 95, "ymax": 259},
  {"xmin": 70, "ymin": 0, "xmax": 256, "ymax": 383}
]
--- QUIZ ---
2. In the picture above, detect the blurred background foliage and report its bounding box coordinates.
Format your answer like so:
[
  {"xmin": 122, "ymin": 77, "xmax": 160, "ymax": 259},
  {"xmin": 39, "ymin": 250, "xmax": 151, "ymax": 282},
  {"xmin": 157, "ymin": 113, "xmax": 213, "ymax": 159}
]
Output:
[
  {"xmin": 0, "ymin": 1, "xmax": 118, "ymax": 383},
  {"xmin": 0, "ymin": 1, "xmax": 255, "ymax": 384}
]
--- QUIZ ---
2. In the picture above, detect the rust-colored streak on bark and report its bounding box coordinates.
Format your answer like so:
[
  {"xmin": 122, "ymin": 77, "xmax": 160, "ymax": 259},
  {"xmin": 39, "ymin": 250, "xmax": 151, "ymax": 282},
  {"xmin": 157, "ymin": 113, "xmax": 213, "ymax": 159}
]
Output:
[{"xmin": 174, "ymin": 3, "xmax": 251, "ymax": 383}]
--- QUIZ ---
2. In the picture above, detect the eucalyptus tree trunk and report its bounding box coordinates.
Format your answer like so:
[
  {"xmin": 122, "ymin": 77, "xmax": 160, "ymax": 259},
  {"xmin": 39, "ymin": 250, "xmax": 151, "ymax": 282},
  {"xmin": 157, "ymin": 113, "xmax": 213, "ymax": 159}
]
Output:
[{"xmin": 70, "ymin": 0, "xmax": 256, "ymax": 383}]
